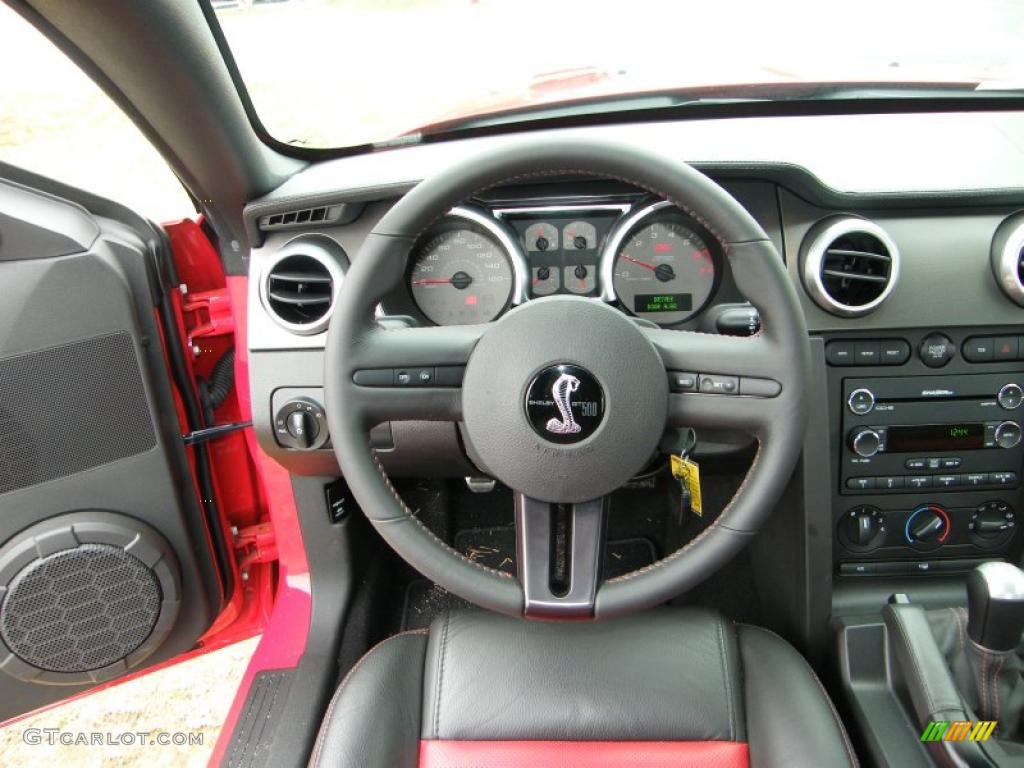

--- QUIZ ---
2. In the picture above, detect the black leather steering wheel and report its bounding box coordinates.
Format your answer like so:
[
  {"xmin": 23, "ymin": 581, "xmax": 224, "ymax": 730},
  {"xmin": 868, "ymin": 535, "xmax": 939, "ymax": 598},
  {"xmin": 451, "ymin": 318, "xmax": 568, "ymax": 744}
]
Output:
[{"xmin": 325, "ymin": 137, "xmax": 810, "ymax": 620}]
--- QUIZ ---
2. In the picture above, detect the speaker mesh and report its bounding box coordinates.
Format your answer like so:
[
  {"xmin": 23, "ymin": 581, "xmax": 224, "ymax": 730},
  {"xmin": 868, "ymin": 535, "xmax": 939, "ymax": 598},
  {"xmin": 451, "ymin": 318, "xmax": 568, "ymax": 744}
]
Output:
[
  {"xmin": 0, "ymin": 543, "xmax": 162, "ymax": 673},
  {"xmin": 0, "ymin": 332, "xmax": 156, "ymax": 495}
]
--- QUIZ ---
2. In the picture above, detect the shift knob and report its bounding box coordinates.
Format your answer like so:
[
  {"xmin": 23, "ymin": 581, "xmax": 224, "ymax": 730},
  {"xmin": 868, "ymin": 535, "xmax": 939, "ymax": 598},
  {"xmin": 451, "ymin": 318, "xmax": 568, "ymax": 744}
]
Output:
[{"xmin": 966, "ymin": 561, "xmax": 1024, "ymax": 651}]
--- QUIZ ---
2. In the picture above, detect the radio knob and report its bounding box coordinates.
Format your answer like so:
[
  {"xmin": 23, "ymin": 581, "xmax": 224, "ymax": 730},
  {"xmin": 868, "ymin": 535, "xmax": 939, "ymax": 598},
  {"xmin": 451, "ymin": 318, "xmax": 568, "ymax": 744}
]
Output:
[
  {"xmin": 998, "ymin": 383, "xmax": 1024, "ymax": 410},
  {"xmin": 847, "ymin": 388, "xmax": 875, "ymax": 415},
  {"xmin": 849, "ymin": 428, "xmax": 882, "ymax": 457},
  {"xmin": 995, "ymin": 421, "xmax": 1022, "ymax": 449}
]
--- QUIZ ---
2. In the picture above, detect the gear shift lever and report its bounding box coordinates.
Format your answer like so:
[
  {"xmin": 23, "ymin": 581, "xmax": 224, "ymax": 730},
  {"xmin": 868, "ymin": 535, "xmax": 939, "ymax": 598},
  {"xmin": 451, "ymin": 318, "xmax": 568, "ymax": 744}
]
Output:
[{"xmin": 966, "ymin": 561, "xmax": 1024, "ymax": 651}]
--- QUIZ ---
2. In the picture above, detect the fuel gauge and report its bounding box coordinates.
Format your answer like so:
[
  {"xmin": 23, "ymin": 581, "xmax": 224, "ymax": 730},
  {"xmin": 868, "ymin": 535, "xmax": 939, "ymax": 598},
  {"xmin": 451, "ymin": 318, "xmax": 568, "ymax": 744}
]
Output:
[
  {"xmin": 564, "ymin": 264, "xmax": 596, "ymax": 295},
  {"xmin": 525, "ymin": 222, "xmax": 559, "ymax": 252}
]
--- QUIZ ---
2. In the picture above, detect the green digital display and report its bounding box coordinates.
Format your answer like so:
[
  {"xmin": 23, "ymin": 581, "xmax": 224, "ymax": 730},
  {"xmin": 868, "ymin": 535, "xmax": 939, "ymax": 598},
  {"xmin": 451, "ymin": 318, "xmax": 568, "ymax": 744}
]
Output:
[
  {"xmin": 634, "ymin": 293, "xmax": 692, "ymax": 313},
  {"xmin": 887, "ymin": 423, "xmax": 984, "ymax": 452}
]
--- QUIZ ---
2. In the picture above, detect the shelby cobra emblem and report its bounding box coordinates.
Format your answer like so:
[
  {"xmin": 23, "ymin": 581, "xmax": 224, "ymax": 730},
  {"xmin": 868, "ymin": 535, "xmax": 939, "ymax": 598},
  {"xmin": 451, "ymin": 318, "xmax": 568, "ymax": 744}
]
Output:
[{"xmin": 525, "ymin": 364, "xmax": 605, "ymax": 444}]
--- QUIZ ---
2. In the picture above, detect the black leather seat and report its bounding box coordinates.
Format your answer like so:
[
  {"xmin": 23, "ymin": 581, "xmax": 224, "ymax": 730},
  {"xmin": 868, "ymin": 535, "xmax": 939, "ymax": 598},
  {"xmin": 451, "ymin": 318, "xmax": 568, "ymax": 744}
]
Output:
[{"xmin": 311, "ymin": 609, "xmax": 857, "ymax": 768}]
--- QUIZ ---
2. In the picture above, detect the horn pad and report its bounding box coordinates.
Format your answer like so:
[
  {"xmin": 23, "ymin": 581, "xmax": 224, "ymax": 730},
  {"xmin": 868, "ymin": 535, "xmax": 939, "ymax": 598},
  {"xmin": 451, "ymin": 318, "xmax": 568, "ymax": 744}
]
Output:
[{"xmin": 460, "ymin": 297, "xmax": 668, "ymax": 503}]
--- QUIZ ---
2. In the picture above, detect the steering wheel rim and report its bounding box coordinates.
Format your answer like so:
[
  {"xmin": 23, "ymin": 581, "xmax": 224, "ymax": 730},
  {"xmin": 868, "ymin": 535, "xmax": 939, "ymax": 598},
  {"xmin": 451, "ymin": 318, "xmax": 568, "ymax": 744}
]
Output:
[{"xmin": 324, "ymin": 137, "xmax": 810, "ymax": 620}]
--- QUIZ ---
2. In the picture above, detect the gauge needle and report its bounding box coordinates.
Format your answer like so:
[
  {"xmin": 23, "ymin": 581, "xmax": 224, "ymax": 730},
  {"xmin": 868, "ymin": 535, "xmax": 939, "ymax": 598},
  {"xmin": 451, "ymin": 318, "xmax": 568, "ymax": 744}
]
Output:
[
  {"xmin": 621, "ymin": 254, "xmax": 656, "ymax": 271},
  {"xmin": 412, "ymin": 278, "xmax": 453, "ymax": 286}
]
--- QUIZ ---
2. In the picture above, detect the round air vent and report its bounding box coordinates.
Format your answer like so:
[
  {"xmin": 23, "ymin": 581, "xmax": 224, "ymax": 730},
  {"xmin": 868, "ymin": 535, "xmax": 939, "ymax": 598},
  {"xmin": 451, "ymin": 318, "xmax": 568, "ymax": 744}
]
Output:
[
  {"xmin": 801, "ymin": 216, "xmax": 900, "ymax": 317},
  {"xmin": 260, "ymin": 236, "xmax": 346, "ymax": 335},
  {"xmin": 990, "ymin": 213, "xmax": 1024, "ymax": 307}
]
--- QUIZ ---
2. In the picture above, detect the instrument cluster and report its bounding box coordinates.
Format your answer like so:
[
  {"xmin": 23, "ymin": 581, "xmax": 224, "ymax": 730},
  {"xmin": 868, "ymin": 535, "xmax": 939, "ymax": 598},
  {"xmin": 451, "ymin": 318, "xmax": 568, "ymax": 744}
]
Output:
[{"xmin": 400, "ymin": 199, "xmax": 723, "ymax": 327}]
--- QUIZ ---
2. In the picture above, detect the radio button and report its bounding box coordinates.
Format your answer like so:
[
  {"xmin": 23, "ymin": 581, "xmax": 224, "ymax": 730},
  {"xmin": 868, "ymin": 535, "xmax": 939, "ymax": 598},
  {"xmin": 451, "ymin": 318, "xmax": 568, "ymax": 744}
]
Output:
[
  {"xmin": 846, "ymin": 477, "xmax": 876, "ymax": 491},
  {"xmin": 991, "ymin": 471, "xmax": 1018, "ymax": 487},
  {"xmin": 940, "ymin": 457, "xmax": 962, "ymax": 469},
  {"xmin": 998, "ymin": 383, "xmax": 1024, "ymax": 410},
  {"xmin": 995, "ymin": 421, "xmax": 1022, "ymax": 449},
  {"xmin": 926, "ymin": 457, "xmax": 942, "ymax": 470},
  {"xmin": 919, "ymin": 333, "xmax": 955, "ymax": 368},
  {"xmin": 878, "ymin": 476, "xmax": 904, "ymax": 491},
  {"xmin": 906, "ymin": 475, "xmax": 934, "ymax": 490},
  {"xmin": 847, "ymin": 388, "xmax": 875, "ymax": 415},
  {"xmin": 905, "ymin": 458, "xmax": 927, "ymax": 471},
  {"xmin": 849, "ymin": 428, "xmax": 883, "ymax": 457},
  {"xmin": 934, "ymin": 474, "xmax": 961, "ymax": 488},
  {"xmin": 963, "ymin": 472, "xmax": 989, "ymax": 487}
]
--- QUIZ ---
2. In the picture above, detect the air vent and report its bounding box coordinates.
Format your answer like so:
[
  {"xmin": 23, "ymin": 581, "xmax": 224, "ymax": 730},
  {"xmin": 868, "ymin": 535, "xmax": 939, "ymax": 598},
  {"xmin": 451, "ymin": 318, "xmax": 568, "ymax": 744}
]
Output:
[
  {"xmin": 259, "ymin": 205, "xmax": 345, "ymax": 232},
  {"xmin": 801, "ymin": 217, "xmax": 900, "ymax": 317},
  {"xmin": 990, "ymin": 214, "xmax": 1024, "ymax": 307},
  {"xmin": 260, "ymin": 238, "xmax": 346, "ymax": 335}
]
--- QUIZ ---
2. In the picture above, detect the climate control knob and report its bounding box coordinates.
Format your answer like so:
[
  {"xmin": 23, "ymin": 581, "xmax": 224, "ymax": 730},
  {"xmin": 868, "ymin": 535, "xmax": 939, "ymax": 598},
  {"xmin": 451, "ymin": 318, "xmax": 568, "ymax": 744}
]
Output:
[
  {"xmin": 849, "ymin": 428, "xmax": 882, "ymax": 458},
  {"xmin": 905, "ymin": 505, "xmax": 951, "ymax": 548}
]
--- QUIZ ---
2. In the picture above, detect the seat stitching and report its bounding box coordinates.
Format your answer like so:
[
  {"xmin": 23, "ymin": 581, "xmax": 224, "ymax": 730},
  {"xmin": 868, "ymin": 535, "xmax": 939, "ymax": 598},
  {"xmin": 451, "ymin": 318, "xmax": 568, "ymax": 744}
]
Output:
[
  {"xmin": 433, "ymin": 613, "xmax": 451, "ymax": 739},
  {"xmin": 716, "ymin": 616, "xmax": 736, "ymax": 740},
  {"xmin": 739, "ymin": 624, "xmax": 859, "ymax": 767},
  {"xmin": 309, "ymin": 629, "xmax": 428, "ymax": 767}
]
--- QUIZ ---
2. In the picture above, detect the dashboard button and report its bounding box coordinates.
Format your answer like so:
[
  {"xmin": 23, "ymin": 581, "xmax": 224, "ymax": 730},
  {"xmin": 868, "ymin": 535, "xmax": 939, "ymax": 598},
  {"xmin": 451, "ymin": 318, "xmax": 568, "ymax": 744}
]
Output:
[
  {"xmin": 846, "ymin": 477, "xmax": 875, "ymax": 491},
  {"xmin": 855, "ymin": 341, "xmax": 880, "ymax": 365},
  {"xmin": 847, "ymin": 388, "xmax": 875, "ymax": 415},
  {"xmin": 919, "ymin": 333, "xmax": 955, "ymax": 368},
  {"xmin": 991, "ymin": 471, "xmax": 1018, "ymax": 486},
  {"xmin": 906, "ymin": 475, "xmax": 934, "ymax": 490},
  {"xmin": 669, "ymin": 372, "xmax": 698, "ymax": 392},
  {"xmin": 739, "ymin": 377, "xmax": 781, "ymax": 397},
  {"xmin": 963, "ymin": 472, "xmax": 989, "ymax": 487},
  {"xmin": 934, "ymin": 474, "xmax": 960, "ymax": 488},
  {"xmin": 905, "ymin": 458, "xmax": 927, "ymax": 470},
  {"xmin": 963, "ymin": 337, "xmax": 995, "ymax": 362},
  {"xmin": 353, "ymin": 368, "xmax": 395, "ymax": 386},
  {"xmin": 926, "ymin": 457, "xmax": 942, "ymax": 470},
  {"xmin": 879, "ymin": 339, "xmax": 911, "ymax": 365},
  {"xmin": 825, "ymin": 341, "xmax": 855, "ymax": 366},
  {"xmin": 939, "ymin": 457, "xmax": 962, "ymax": 469},
  {"xmin": 878, "ymin": 476, "xmax": 904, "ymax": 491},
  {"xmin": 994, "ymin": 336, "xmax": 1019, "ymax": 361}
]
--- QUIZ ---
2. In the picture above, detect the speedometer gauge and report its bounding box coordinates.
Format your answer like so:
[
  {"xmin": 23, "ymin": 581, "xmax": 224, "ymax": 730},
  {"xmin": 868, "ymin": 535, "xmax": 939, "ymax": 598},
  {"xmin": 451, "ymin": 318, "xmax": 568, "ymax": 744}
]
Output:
[
  {"xmin": 605, "ymin": 205, "xmax": 718, "ymax": 325},
  {"xmin": 410, "ymin": 228, "xmax": 514, "ymax": 325}
]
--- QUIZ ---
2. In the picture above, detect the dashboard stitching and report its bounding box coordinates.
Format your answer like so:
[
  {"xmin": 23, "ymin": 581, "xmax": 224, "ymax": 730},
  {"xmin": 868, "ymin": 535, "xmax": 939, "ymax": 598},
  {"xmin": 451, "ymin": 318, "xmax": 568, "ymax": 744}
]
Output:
[
  {"xmin": 369, "ymin": 447, "xmax": 514, "ymax": 579},
  {"xmin": 605, "ymin": 439, "xmax": 763, "ymax": 583}
]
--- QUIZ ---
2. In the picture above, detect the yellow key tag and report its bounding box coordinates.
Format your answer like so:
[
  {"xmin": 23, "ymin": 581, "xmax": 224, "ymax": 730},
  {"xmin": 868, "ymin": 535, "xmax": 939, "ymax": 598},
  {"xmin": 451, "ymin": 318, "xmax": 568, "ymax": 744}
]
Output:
[{"xmin": 671, "ymin": 454, "xmax": 703, "ymax": 517}]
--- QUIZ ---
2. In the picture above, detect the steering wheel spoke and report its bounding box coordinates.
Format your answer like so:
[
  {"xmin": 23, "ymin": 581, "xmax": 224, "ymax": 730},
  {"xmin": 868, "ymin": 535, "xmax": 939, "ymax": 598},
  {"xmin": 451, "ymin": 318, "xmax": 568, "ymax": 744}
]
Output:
[
  {"xmin": 344, "ymin": 323, "xmax": 490, "ymax": 426},
  {"xmin": 515, "ymin": 493, "xmax": 607, "ymax": 619}
]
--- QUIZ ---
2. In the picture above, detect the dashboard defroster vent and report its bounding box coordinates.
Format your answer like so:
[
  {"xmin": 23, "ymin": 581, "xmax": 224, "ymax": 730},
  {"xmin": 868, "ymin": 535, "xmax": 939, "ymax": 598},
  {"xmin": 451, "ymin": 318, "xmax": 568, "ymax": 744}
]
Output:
[
  {"xmin": 259, "ymin": 205, "xmax": 345, "ymax": 232},
  {"xmin": 260, "ymin": 237, "xmax": 346, "ymax": 335},
  {"xmin": 801, "ymin": 217, "xmax": 900, "ymax": 317}
]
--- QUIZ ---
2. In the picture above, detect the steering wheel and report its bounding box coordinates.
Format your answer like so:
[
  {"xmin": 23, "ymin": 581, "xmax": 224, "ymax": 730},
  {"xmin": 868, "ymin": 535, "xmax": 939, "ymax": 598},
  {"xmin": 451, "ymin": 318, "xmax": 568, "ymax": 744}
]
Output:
[{"xmin": 325, "ymin": 138, "xmax": 810, "ymax": 620}]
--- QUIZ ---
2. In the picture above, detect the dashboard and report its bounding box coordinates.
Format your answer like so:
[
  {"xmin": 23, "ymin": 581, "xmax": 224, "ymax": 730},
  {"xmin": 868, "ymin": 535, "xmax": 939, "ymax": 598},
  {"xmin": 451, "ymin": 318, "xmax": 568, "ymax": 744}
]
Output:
[
  {"xmin": 388, "ymin": 198, "xmax": 722, "ymax": 327},
  {"xmin": 242, "ymin": 112, "xmax": 1024, "ymax": 605}
]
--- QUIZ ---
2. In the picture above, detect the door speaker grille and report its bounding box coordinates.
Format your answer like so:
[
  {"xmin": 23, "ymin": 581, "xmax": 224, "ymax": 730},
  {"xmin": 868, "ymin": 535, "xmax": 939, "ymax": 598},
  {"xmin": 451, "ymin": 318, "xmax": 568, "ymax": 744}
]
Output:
[{"xmin": 0, "ymin": 544, "xmax": 161, "ymax": 673}]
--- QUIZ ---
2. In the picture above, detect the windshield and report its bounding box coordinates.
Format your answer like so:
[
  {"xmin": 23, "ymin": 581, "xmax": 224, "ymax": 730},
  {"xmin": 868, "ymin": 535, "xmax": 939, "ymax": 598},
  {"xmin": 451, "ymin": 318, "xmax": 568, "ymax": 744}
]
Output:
[{"xmin": 212, "ymin": 0, "xmax": 1024, "ymax": 150}]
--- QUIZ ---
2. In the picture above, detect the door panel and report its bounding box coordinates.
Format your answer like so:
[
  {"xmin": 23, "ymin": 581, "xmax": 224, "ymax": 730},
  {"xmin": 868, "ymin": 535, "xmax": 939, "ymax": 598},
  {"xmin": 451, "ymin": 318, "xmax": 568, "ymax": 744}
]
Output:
[{"xmin": 0, "ymin": 176, "xmax": 221, "ymax": 720}]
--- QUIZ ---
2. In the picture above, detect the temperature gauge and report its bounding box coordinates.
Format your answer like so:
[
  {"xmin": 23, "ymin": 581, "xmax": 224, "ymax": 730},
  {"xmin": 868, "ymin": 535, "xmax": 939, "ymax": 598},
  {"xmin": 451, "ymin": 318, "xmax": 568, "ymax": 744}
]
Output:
[{"xmin": 525, "ymin": 222, "xmax": 559, "ymax": 252}]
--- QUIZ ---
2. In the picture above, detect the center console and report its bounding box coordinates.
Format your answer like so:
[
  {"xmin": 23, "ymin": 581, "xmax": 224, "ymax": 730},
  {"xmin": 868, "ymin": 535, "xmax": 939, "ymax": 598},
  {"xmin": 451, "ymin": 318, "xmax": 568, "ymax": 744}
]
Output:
[{"xmin": 827, "ymin": 328, "xmax": 1024, "ymax": 579}]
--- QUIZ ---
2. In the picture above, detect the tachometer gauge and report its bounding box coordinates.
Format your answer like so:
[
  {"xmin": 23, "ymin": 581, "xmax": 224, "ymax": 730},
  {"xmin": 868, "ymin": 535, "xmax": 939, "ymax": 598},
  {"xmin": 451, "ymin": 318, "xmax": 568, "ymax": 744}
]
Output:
[
  {"xmin": 409, "ymin": 227, "xmax": 514, "ymax": 325},
  {"xmin": 607, "ymin": 206, "xmax": 717, "ymax": 325}
]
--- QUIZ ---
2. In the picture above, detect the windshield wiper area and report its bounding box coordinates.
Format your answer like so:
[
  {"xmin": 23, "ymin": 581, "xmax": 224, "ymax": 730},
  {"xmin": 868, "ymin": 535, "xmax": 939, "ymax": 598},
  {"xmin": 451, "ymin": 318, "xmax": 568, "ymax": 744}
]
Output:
[{"xmin": 405, "ymin": 81, "xmax": 1024, "ymax": 141}]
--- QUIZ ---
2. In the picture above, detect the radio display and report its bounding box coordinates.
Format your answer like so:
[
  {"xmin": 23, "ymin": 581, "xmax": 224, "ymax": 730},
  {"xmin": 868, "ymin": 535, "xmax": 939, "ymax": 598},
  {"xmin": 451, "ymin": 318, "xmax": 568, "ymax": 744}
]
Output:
[{"xmin": 886, "ymin": 423, "xmax": 984, "ymax": 452}]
